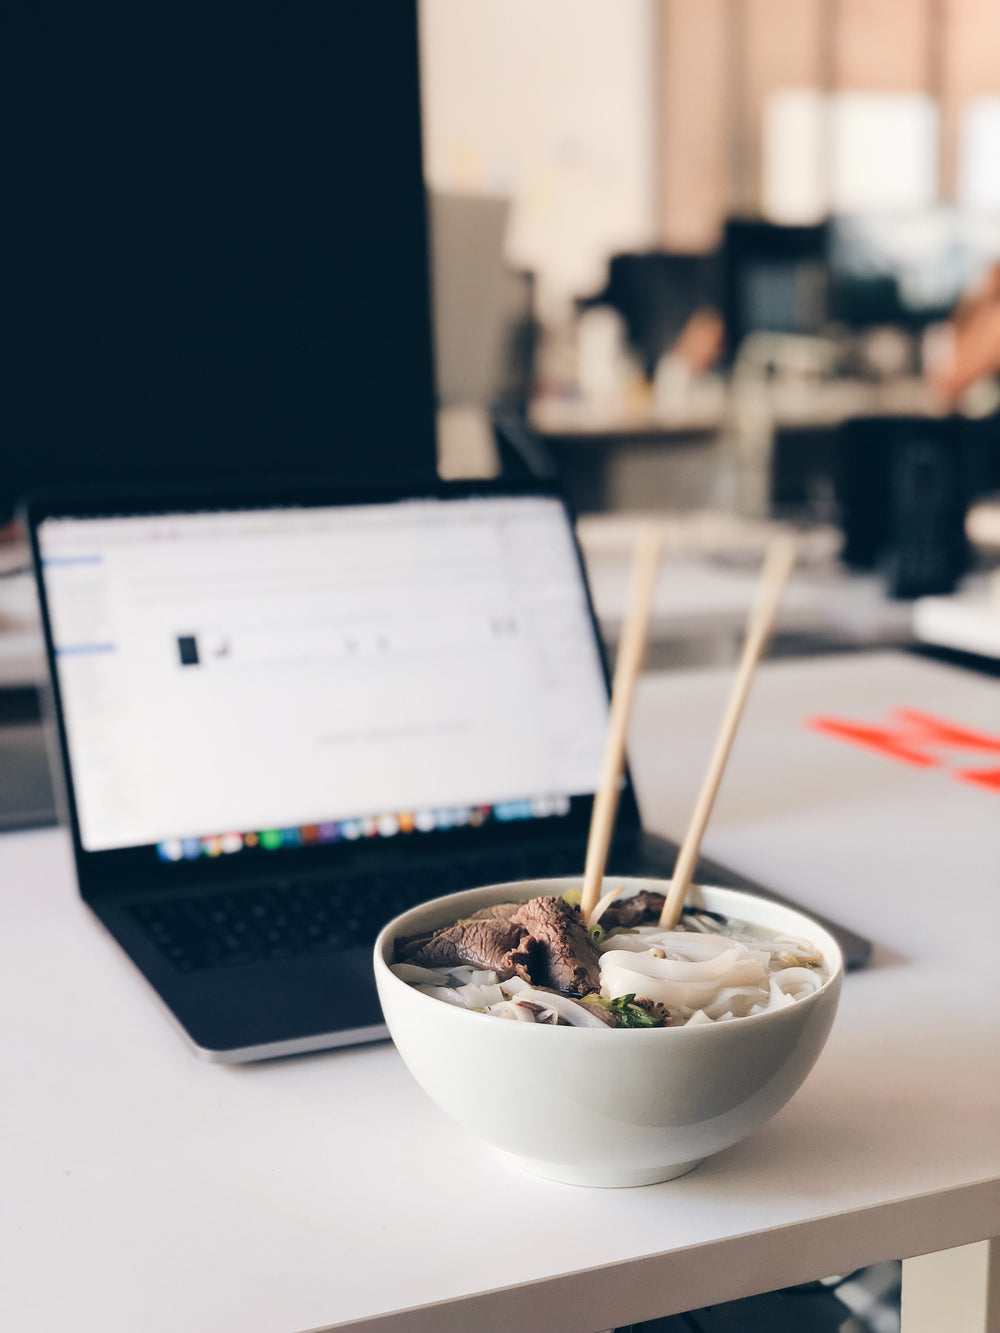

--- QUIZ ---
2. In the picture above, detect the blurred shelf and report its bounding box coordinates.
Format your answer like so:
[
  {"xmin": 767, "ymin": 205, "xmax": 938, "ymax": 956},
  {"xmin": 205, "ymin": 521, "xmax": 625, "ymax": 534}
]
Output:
[{"xmin": 530, "ymin": 375, "xmax": 940, "ymax": 442}]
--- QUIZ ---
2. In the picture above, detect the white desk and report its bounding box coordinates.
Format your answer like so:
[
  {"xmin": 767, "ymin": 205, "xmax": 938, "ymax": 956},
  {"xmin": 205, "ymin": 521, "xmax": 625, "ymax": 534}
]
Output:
[{"xmin": 2, "ymin": 653, "xmax": 998, "ymax": 1333}]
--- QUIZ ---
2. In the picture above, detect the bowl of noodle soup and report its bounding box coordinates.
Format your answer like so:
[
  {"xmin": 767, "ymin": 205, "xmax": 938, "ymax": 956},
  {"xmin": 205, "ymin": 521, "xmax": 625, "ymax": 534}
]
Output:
[{"xmin": 374, "ymin": 878, "xmax": 842, "ymax": 1187}]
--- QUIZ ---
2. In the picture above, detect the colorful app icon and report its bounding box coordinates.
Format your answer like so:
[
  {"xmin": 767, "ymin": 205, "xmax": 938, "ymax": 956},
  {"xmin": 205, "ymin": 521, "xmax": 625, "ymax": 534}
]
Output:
[
  {"xmin": 317, "ymin": 822, "xmax": 340, "ymax": 842},
  {"xmin": 260, "ymin": 829, "xmax": 283, "ymax": 850},
  {"xmin": 433, "ymin": 808, "xmax": 454, "ymax": 830},
  {"xmin": 201, "ymin": 836, "xmax": 223, "ymax": 857},
  {"xmin": 340, "ymin": 819, "xmax": 361, "ymax": 840},
  {"xmin": 181, "ymin": 837, "xmax": 202, "ymax": 859},
  {"xmin": 397, "ymin": 812, "xmax": 415, "ymax": 834},
  {"xmin": 301, "ymin": 825, "xmax": 319, "ymax": 844},
  {"xmin": 414, "ymin": 810, "xmax": 435, "ymax": 833},
  {"xmin": 494, "ymin": 801, "xmax": 531, "ymax": 822},
  {"xmin": 451, "ymin": 807, "xmax": 471, "ymax": 828},
  {"xmin": 280, "ymin": 828, "xmax": 302, "ymax": 848},
  {"xmin": 243, "ymin": 832, "xmax": 260, "ymax": 848},
  {"xmin": 220, "ymin": 833, "xmax": 243, "ymax": 854},
  {"xmin": 553, "ymin": 795, "xmax": 571, "ymax": 816},
  {"xmin": 361, "ymin": 816, "xmax": 378, "ymax": 838},
  {"xmin": 156, "ymin": 839, "xmax": 183, "ymax": 862},
  {"xmin": 377, "ymin": 814, "xmax": 399, "ymax": 837},
  {"xmin": 467, "ymin": 808, "xmax": 485, "ymax": 827},
  {"xmin": 531, "ymin": 796, "xmax": 555, "ymax": 819}
]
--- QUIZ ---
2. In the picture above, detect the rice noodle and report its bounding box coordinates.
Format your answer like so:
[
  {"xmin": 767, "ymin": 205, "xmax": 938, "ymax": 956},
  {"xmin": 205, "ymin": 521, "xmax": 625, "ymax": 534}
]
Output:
[
  {"xmin": 499, "ymin": 986, "xmax": 610, "ymax": 1028},
  {"xmin": 704, "ymin": 986, "xmax": 769, "ymax": 1019},
  {"xmin": 414, "ymin": 984, "xmax": 469, "ymax": 1007},
  {"xmin": 766, "ymin": 977, "xmax": 798, "ymax": 1009},
  {"xmin": 390, "ymin": 963, "xmax": 453, "ymax": 986},
  {"xmin": 446, "ymin": 965, "xmax": 500, "ymax": 986},
  {"xmin": 499, "ymin": 976, "xmax": 531, "ymax": 997},
  {"xmin": 602, "ymin": 930, "xmax": 739, "ymax": 958},
  {"xmin": 601, "ymin": 945, "xmax": 750, "ymax": 983},
  {"xmin": 770, "ymin": 966, "xmax": 823, "ymax": 999},
  {"xmin": 414, "ymin": 981, "xmax": 505, "ymax": 1009},
  {"xmin": 454, "ymin": 982, "xmax": 505, "ymax": 1009},
  {"xmin": 597, "ymin": 920, "xmax": 827, "ymax": 1024},
  {"xmin": 484, "ymin": 999, "xmax": 538, "ymax": 1022}
]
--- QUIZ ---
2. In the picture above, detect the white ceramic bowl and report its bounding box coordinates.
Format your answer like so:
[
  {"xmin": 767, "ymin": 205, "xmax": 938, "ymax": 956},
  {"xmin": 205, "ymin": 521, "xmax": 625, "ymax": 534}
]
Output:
[{"xmin": 374, "ymin": 878, "xmax": 842, "ymax": 1187}]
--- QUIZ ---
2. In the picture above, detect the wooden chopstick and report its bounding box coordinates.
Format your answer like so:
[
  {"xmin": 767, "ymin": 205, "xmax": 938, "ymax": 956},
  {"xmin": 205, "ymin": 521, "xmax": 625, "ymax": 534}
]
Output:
[
  {"xmin": 580, "ymin": 527, "xmax": 663, "ymax": 921},
  {"xmin": 658, "ymin": 535, "xmax": 797, "ymax": 930}
]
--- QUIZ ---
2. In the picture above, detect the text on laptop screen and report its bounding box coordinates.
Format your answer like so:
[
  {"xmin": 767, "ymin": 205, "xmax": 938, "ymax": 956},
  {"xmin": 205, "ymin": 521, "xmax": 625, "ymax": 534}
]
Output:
[{"xmin": 39, "ymin": 496, "xmax": 611, "ymax": 853}]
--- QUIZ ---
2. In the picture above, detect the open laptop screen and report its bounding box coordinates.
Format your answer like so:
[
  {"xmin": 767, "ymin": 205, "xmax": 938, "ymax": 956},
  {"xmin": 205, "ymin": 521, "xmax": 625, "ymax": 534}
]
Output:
[{"xmin": 37, "ymin": 493, "xmax": 613, "ymax": 867}]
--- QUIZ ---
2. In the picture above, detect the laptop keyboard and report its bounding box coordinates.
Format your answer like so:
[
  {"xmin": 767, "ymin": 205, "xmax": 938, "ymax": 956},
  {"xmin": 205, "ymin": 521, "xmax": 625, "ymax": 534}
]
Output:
[{"xmin": 130, "ymin": 847, "xmax": 588, "ymax": 974}]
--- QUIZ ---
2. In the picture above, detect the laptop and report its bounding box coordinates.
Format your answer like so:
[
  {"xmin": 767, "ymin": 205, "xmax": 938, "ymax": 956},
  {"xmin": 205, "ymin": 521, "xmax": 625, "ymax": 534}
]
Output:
[{"xmin": 27, "ymin": 479, "xmax": 869, "ymax": 1062}]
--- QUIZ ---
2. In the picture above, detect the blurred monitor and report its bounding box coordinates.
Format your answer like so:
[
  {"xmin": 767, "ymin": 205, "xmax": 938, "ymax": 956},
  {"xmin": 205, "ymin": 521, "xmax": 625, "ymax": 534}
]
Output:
[
  {"xmin": 838, "ymin": 415, "xmax": 972, "ymax": 599},
  {"xmin": 960, "ymin": 98, "xmax": 1000, "ymax": 214},
  {"xmin": 1, "ymin": 5, "xmax": 438, "ymax": 523},
  {"xmin": 580, "ymin": 252, "xmax": 721, "ymax": 378},
  {"xmin": 828, "ymin": 209, "xmax": 1000, "ymax": 328},
  {"xmin": 722, "ymin": 220, "xmax": 828, "ymax": 357}
]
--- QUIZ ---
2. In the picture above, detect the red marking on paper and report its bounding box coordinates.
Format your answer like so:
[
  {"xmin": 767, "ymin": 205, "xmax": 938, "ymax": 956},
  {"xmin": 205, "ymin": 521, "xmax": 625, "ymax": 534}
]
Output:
[
  {"xmin": 805, "ymin": 718, "xmax": 940, "ymax": 767},
  {"xmin": 806, "ymin": 708, "xmax": 1000, "ymax": 793},
  {"xmin": 889, "ymin": 709, "xmax": 1000, "ymax": 753},
  {"xmin": 953, "ymin": 767, "xmax": 1000, "ymax": 792}
]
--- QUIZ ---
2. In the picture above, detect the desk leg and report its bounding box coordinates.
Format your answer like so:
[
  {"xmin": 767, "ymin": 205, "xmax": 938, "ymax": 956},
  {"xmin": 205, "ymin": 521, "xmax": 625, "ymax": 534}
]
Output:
[{"xmin": 901, "ymin": 1239, "xmax": 999, "ymax": 1333}]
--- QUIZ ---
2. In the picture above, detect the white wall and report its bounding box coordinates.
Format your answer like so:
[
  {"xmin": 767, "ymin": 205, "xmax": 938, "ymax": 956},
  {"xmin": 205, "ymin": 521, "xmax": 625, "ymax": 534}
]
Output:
[{"xmin": 419, "ymin": 0, "xmax": 657, "ymax": 316}]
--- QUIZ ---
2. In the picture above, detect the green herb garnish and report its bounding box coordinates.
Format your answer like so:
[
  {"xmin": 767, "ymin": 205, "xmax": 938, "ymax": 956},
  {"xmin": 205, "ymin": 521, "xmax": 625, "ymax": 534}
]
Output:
[
  {"xmin": 607, "ymin": 994, "xmax": 662, "ymax": 1027},
  {"xmin": 581, "ymin": 993, "xmax": 664, "ymax": 1028}
]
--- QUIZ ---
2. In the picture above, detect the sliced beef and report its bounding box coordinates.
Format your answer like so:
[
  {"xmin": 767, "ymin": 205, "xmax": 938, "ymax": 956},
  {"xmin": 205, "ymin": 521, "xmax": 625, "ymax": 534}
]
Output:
[
  {"xmin": 634, "ymin": 997, "xmax": 672, "ymax": 1025},
  {"xmin": 600, "ymin": 889, "xmax": 666, "ymax": 930},
  {"xmin": 466, "ymin": 903, "xmax": 521, "ymax": 924},
  {"xmin": 398, "ymin": 916, "xmax": 523, "ymax": 974},
  {"xmin": 397, "ymin": 893, "xmax": 605, "ymax": 996},
  {"xmin": 510, "ymin": 896, "xmax": 601, "ymax": 997}
]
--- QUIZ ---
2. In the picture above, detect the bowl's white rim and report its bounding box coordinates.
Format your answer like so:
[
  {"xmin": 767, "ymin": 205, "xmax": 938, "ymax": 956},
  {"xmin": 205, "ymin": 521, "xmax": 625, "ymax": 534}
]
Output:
[{"xmin": 373, "ymin": 879, "xmax": 844, "ymax": 1038}]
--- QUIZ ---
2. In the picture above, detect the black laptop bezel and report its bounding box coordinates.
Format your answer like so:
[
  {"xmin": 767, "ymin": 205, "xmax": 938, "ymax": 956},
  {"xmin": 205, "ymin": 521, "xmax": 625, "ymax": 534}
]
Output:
[{"xmin": 26, "ymin": 474, "xmax": 644, "ymax": 903}]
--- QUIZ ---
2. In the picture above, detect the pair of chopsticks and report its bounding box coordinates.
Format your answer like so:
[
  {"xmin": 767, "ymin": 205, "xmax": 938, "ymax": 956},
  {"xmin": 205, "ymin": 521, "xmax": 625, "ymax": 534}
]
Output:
[{"xmin": 580, "ymin": 529, "xmax": 797, "ymax": 930}]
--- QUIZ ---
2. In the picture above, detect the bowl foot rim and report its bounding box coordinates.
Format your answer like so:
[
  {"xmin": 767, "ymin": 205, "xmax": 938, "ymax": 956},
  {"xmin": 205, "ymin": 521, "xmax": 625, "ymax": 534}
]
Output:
[{"xmin": 495, "ymin": 1150, "xmax": 705, "ymax": 1189}]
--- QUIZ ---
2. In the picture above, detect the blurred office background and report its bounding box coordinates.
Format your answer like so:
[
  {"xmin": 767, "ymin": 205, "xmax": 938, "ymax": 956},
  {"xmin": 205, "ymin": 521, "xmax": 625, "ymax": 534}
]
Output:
[
  {"xmin": 422, "ymin": 0, "xmax": 1000, "ymax": 534},
  {"xmin": 5, "ymin": 0, "xmax": 1000, "ymax": 839}
]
